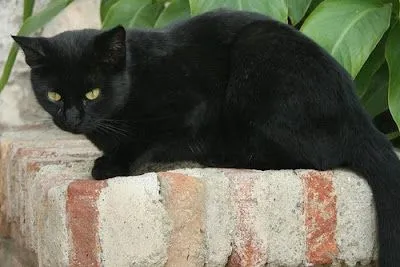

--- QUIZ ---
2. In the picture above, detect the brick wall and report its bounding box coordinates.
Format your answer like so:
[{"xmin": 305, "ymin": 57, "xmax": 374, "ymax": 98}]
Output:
[{"xmin": 0, "ymin": 125, "xmax": 377, "ymax": 266}]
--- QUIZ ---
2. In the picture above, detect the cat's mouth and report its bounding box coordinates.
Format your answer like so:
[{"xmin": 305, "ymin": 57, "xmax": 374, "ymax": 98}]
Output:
[{"xmin": 53, "ymin": 119, "xmax": 93, "ymax": 135}]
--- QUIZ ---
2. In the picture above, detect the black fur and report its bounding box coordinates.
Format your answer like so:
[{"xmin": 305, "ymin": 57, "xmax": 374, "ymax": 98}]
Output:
[{"xmin": 13, "ymin": 9, "xmax": 400, "ymax": 265}]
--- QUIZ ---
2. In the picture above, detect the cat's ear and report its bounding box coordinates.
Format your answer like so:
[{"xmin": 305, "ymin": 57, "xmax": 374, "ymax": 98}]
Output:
[
  {"xmin": 12, "ymin": 35, "xmax": 47, "ymax": 68},
  {"xmin": 93, "ymin": 26, "xmax": 126, "ymax": 67}
]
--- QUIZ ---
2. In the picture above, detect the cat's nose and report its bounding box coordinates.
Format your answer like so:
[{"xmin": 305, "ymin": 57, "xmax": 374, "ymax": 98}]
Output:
[{"xmin": 65, "ymin": 106, "xmax": 82, "ymax": 127}]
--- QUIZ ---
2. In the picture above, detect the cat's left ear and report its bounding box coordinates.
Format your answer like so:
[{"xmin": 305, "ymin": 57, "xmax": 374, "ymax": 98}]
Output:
[
  {"xmin": 12, "ymin": 35, "xmax": 47, "ymax": 68},
  {"xmin": 94, "ymin": 25, "xmax": 126, "ymax": 67}
]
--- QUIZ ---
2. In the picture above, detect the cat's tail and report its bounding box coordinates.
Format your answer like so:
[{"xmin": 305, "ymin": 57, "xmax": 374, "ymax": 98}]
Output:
[{"xmin": 348, "ymin": 129, "xmax": 400, "ymax": 266}]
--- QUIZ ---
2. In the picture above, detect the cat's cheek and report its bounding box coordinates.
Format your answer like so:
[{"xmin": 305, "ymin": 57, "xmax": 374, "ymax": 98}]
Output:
[{"xmin": 86, "ymin": 102, "xmax": 112, "ymax": 118}]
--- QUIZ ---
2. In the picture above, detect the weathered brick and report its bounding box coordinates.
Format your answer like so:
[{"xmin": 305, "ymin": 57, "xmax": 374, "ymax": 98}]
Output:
[
  {"xmin": 302, "ymin": 170, "xmax": 338, "ymax": 264},
  {"xmin": 225, "ymin": 169, "xmax": 268, "ymax": 267},
  {"xmin": 67, "ymin": 180, "xmax": 107, "ymax": 267},
  {"xmin": 0, "ymin": 138, "xmax": 13, "ymax": 236},
  {"xmin": 97, "ymin": 174, "xmax": 170, "ymax": 266},
  {"xmin": 158, "ymin": 172, "xmax": 206, "ymax": 267},
  {"xmin": 255, "ymin": 170, "xmax": 305, "ymax": 265},
  {"xmin": 334, "ymin": 170, "xmax": 376, "ymax": 265}
]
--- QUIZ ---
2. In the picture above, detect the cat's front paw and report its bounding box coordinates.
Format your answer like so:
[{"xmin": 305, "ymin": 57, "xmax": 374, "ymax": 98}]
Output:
[{"xmin": 91, "ymin": 156, "xmax": 129, "ymax": 180}]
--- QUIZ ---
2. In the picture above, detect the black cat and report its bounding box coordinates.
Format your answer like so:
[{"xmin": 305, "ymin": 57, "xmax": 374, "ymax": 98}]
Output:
[{"xmin": 13, "ymin": 9, "xmax": 400, "ymax": 265}]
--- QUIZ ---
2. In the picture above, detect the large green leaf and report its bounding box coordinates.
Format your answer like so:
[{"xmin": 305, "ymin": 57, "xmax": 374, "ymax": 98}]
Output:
[
  {"xmin": 189, "ymin": 0, "xmax": 288, "ymax": 22},
  {"xmin": 355, "ymin": 37, "xmax": 386, "ymax": 98},
  {"xmin": 128, "ymin": 2, "xmax": 164, "ymax": 28},
  {"xmin": 128, "ymin": 0, "xmax": 191, "ymax": 28},
  {"xmin": 361, "ymin": 64, "xmax": 389, "ymax": 118},
  {"xmin": 0, "ymin": 0, "xmax": 73, "ymax": 92},
  {"xmin": 301, "ymin": 0, "xmax": 391, "ymax": 78},
  {"xmin": 301, "ymin": 0, "xmax": 324, "ymax": 22},
  {"xmin": 102, "ymin": 0, "xmax": 151, "ymax": 29},
  {"xmin": 308, "ymin": 0, "xmax": 325, "ymax": 11},
  {"xmin": 287, "ymin": 0, "xmax": 312, "ymax": 25},
  {"xmin": 100, "ymin": 0, "xmax": 119, "ymax": 23},
  {"xmin": 386, "ymin": 22, "xmax": 400, "ymax": 130},
  {"xmin": 155, "ymin": 0, "xmax": 191, "ymax": 28}
]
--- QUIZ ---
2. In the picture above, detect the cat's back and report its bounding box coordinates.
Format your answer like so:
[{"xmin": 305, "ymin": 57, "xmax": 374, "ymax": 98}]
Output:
[{"xmin": 166, "ymin": 9, "xmax": 273, "ymax": 44}]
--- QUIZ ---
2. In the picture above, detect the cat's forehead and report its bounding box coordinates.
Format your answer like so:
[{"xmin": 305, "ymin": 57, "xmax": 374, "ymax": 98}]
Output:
[
  {"xmin": 51, "ymin": 29, "xmax": 100, "ymax": 47},
  {"xmin": 46, "ymin": 29, "xmax": 100, "ymax": 64},
  {"xmin": 34, "ymin": 61, "xmax": 100, "ymax": 94}
]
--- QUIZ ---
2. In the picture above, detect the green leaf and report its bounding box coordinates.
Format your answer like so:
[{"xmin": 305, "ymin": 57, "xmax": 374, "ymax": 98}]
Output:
[
  {"xmin": 0, "ymin": 0, "xmax": 73, "ymax": 92},
  {"xmin": 155, "ymin": 0, "xmax": 191, "ymax": 28},
  {"xmin": 189, "ymin": 0, "xmax": 288, "ymax": 22},
  {"xmin": 100, "ymin": 0, "xmax": 119, "ymax": 23},
  {"xmin": 301, "ymin": 0, "xmax": 391, "ymax": 78},
  {"xmin": 102, "ymin": 0, "xmax": 152, "ymax": 29},
  {"xmin": 19, "ymin": 0, "xmax": 73, "ymax": 35},
  {"xmin": 308, "ymin": 0, "xmax": 325, "ymax": 11},
  {"xmin": 128, "ymin": 2, "xmax": 164, "ymax": 28},
  {"xmin": 386, "ymin": 22, "xmax": 400, "ymax": 131},
  {"xmin": 361, "ymin": 64, "xmax": 389, "ymax": 118},
  {"xmin": 287, "ymin": 0, "xmax": 312, "ymax": 25},
  {"xmin": 355, "ymin": 36, "xmax": 386, "ymax": 98},
  {"xmin": 301, "ymin": 0, "xmax": 324, "ymax": 21}
]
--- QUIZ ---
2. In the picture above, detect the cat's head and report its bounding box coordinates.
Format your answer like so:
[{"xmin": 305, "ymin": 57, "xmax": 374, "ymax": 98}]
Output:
[{"xmin": 12, "ymin": 26, "xmax": 130, "ymax": 134}]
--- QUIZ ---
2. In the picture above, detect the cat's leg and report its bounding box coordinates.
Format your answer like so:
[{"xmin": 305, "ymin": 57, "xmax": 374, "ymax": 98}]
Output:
[
  {"xmin": 128, "ymin": 138, "xmax": 220, "ymax": 175},
  {"xmin": 91, "ymin": 152, "xmax": 131, "ymax": 179},
  {"xmin": 92, "ymin": 139, "xmax": 207, "ymax": 179},
  {"xmin": 86, "ymin": 133, "xmax": 135, "ymax": 179}
]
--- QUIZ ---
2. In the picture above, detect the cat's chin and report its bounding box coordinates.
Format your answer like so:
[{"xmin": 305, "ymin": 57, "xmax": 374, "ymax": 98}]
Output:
[
  {"xmin": 66, "ymin": 128, "xmax": 85, "ymax": 135},
  {"xmin": 53, "ymin": 122, "xmax": 92, "ymax": 135},
  {"xmin": 66, "ymin": 126, "xmax": 96, "ymax": 135}
]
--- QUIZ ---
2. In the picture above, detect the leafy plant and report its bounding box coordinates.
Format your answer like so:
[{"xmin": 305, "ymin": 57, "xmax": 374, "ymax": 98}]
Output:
[{"xmin": 2, "ymin": 0, "xmax": 400, "ymax": 144}]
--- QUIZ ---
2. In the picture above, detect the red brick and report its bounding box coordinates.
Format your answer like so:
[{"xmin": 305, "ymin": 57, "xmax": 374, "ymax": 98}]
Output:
[
  {"xmin": 158, "ymin": 172, "xmax": 206, "ymax": 266},
  {"xmin": 67, "ymin": 180, "xmax": 107, "ymax": 267},
  {"xmin": 303, "ymin": 170, "xmax": 338, "ymax": 264},
  {"xmin": 225, "ymin": 169, "xmax": 267, "ymax": 267}
]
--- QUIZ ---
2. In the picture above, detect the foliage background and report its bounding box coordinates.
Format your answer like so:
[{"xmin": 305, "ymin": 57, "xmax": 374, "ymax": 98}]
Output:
[{"xmin": 1, "ymin": 0, "xmax": 400, "ymax": 145}]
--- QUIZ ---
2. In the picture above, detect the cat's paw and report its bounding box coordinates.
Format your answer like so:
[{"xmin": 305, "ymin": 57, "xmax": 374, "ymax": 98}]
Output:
[{"xmin": 91, "ymin": 156, "xmax": 129, "ymax": 180}]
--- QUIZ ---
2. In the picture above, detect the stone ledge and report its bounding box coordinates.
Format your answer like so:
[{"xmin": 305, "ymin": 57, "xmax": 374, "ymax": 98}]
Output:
[{"xmin": 0, "ymin": 126, "xmax": 377, "ymax": 266}]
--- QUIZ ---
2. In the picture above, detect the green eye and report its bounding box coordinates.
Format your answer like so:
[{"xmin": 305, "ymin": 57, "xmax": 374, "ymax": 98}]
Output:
[
  {"xmin": 85, "ymin": 88, "xmax": 100, "ymax": 100},
  {"xmin": 47, "ymin": 91, "xmax": 62, "ymax": 102}
]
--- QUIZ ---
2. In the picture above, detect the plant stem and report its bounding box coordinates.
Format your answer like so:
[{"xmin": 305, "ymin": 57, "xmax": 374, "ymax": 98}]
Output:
[
  {"xmin": 0, "ymin": 44, "xmax": 19, "ymax": 92},
  {"xmin": 23, "ymin": 0, "xmax": 35, "ymax": 21}
]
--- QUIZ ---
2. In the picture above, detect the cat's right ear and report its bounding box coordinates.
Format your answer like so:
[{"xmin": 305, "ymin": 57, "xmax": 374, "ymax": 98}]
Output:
[
  {"xmin": 93, "ymin": 26, "xmax": 126, "ymax": 68},
  {"xmin": 11, "ymin": 35, "xmax": 47, "ymax": 68}
]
